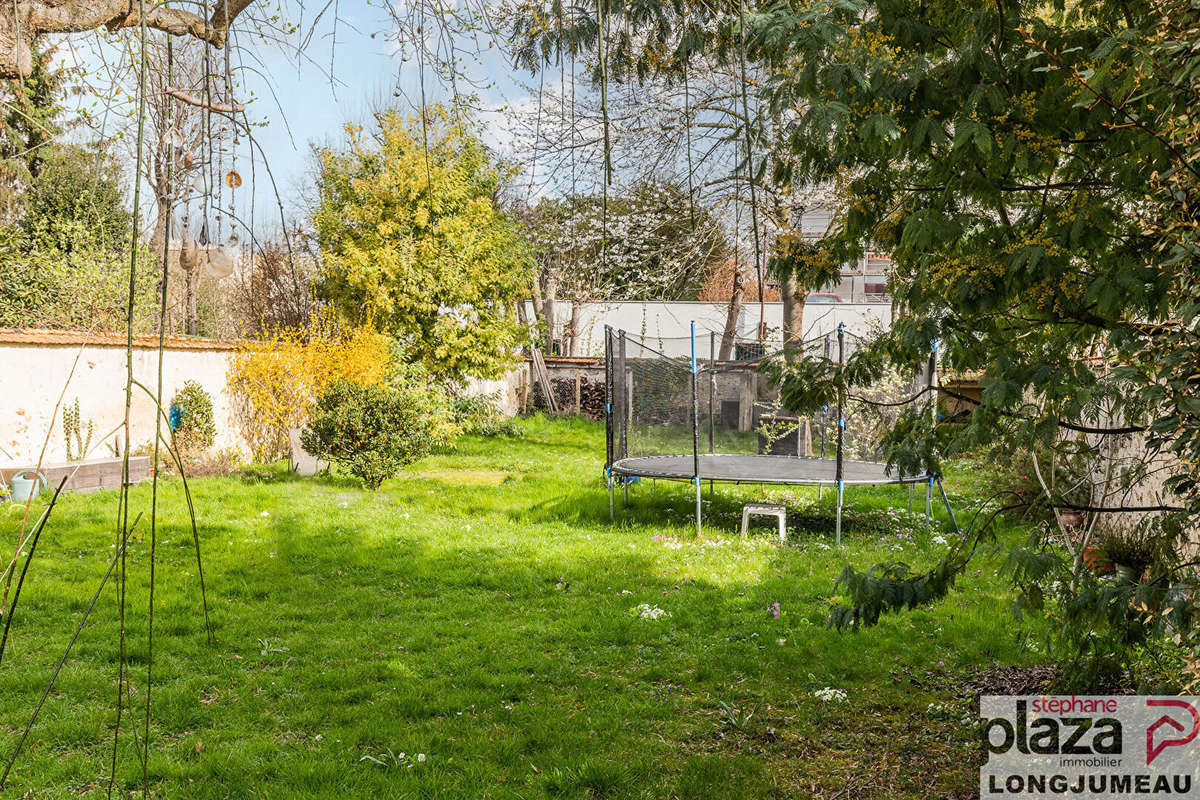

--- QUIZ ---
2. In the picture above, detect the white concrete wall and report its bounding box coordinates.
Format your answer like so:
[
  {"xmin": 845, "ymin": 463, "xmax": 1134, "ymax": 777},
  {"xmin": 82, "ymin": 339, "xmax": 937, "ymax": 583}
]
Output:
[
  {"xmin": 0, "ymin": 332, "xmax": 527, "ymax": 468},
  {"xmin": 0, "ymin": 336, "xmax": 242, "ymax": 467},
  {"xmin": 535, "ymin": 300, "xmax": 894, "ymax": 358},
  {"xmin": 463, "ymin": 371, "xmax": 525, "ymax": 416}
]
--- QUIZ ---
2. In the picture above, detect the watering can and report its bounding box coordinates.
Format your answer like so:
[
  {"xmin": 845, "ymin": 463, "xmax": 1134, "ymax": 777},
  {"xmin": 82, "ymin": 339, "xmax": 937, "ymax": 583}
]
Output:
[{"xmin": 9, "ymin": 470, "xmax": 45, "ymax": 503}]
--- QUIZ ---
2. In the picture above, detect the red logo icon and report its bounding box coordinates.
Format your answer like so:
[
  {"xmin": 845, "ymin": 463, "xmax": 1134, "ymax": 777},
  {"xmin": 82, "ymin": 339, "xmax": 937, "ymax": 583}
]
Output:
[{"xmin": 1146, "ymin": 699, "xmax": 1200, "ymax": 764}]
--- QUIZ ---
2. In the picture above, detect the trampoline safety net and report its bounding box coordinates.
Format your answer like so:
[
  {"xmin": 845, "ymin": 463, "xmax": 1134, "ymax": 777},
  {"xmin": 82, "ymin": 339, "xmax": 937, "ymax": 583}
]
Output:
[
  {"xmin": 603, "ymin": 324, "xmax": 944, "ymax": 541},
  {"xmin": 604, "ymin": 326, "xmax": 934, "ymax": 484},
  {"xmin": 606, "ymin": 332, "xmax": 697, "ymax": 467}
]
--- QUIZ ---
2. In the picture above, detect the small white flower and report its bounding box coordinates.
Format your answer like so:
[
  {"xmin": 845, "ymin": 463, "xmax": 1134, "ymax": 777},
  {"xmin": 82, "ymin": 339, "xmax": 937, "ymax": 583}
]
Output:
[
  {"xmin": 812, "ymin": 687, "xmax": 848, "ymax": 704},
  {"xmin": 417, "ymin": 753, "xmax": 426, "ymax": 762},
  {"xmin": 260, "ymin": 510, "xmax": 269, "ymax": 517},
  {"xmin": 631, "ymin": 603, "xmax": 670, "ymax": 620}
]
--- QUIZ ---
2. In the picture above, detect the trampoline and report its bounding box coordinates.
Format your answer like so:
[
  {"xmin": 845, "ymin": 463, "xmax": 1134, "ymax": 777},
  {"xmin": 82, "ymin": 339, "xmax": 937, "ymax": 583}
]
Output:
[
  {"xmin": 604, "ymin": 324, "xmax": 954, "ymax": 542},
  {"xmin": 610, "ymin": 453, "xmax": 921, "ymax": 484}
]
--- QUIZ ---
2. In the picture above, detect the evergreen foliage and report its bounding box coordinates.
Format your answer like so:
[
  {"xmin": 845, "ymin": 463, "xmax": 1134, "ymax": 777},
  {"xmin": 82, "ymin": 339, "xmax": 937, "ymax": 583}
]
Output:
[{"xmin": 312, "ymin": 106, "xmax": 533, "ymax": 382}]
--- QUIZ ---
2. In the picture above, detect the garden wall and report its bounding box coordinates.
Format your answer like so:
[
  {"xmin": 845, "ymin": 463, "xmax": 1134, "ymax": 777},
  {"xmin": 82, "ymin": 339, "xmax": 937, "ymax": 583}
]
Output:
[
  {"xmin": 0, "ymin": 329, "xmax": 524, "ymax": 469},
  {"xmin": 0, "ymin": 329, "xmax": 243, "ymax": 467},
  {"xmin": 533, "ymin": 300, "xmax": 895, "ymax": 357}
]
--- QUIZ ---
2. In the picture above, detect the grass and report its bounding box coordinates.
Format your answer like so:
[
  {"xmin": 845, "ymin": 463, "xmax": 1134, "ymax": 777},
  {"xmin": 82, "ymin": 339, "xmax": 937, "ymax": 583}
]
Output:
[{"xmin": 0, "ymin": 415, "xmax": 1040, "ymax": 798}]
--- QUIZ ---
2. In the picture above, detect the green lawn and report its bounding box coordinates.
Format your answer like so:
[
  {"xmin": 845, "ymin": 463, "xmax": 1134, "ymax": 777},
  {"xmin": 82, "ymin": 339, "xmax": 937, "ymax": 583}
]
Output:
[{"xmin": 0, "ymin": 416, "xmax": 1038, "ymax": 798}]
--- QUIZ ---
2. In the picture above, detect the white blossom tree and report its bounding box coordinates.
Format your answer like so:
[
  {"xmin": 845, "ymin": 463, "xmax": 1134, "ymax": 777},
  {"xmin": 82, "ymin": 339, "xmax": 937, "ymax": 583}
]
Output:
[
  {"xmin": 516, "ymin": 181, "xmax": 726, "ymax": 355},
  {"xmin": 503, "ymin": 34, "xmax": 842, "ymax": 359}
]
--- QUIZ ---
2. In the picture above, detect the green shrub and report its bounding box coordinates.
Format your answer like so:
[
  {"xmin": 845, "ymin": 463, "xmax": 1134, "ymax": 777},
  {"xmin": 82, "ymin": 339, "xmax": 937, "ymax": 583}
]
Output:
[
  {"xmin": 301, "ymin": 376, "xmax": 456, "ymax": 489},
  {"xmin": 451, "ymin": 391, "xmax": 522, "ymax": 437},
  {"xmin": 170, "ymin": 381, "xmax": 216, "ymax": 455}
]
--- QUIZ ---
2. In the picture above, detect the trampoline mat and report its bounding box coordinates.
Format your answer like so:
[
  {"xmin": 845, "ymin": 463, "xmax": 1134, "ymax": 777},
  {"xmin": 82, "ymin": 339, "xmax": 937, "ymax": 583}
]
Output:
[{"xmin": 611, "ymin": 453, "xmax": 926, "ymax": 485}]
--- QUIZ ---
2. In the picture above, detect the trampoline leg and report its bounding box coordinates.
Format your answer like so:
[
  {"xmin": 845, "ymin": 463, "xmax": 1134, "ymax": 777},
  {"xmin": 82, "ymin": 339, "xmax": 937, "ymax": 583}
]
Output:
[
  {"xmin": 835, "ymin": 482, "xmax": 844, "ymax": 547},
  {"xmin": 694, "ymin": 478, "xmax": 702, "ymax": 538},
  {"xmin": 925, "ymin": 479, "xmax": 933, "ymax": 519},
  {"xmin": 936, "ymin": 478, "xmax": 960, "ymax": 533},
  {"xmin": 624, "ymin": 481, "xmax": 629, "ymax": 507},
  {"xmin": 817, "ymin": 482, "xmax": 823, "ymax": 501},
  {"xmin": 908, "ymin": 483, "xmax": 914, "ymax": 513},
  {"xmin": 608, "ymin": 475, "xmax": 615, "ymax": 522}
]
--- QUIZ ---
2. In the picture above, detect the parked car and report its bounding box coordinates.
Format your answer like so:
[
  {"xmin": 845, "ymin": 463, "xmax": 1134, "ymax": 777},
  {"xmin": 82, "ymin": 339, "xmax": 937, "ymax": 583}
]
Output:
[{"xmin": 805, "ymin": 292, "xmax": 842, "ymax": 304}]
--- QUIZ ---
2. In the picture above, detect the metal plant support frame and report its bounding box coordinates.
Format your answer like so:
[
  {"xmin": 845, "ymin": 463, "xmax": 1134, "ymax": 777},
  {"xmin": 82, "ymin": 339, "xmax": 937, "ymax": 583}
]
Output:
[{"xmin": 604, "ymin": 324, "xmax": 960, "ymax": 544}]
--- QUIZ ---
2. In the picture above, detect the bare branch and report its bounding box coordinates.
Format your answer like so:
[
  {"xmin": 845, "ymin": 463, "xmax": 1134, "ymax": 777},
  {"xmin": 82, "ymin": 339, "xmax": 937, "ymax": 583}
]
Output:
[
  {"xmin": 164, "ymin": 87, "xmax": 245, "ymax": 114},
  {"xmin": 0, "ymin": 0, "xmax": 255, "ymax": 78}
]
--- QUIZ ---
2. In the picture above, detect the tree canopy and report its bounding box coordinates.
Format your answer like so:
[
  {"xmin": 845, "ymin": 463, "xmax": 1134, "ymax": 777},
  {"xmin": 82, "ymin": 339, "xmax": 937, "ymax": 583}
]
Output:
[
  {"xmin": 312, "ymin": 106, "xmax": 533, "ymax": 382},
  {"xmin": 520, "ymin": 181, "xmax": 727, "ymax": 303},
  {"xmin": 749, "ymin": 1, "xmax": 1177, "ymax": 486},
  {"xmin": 735, "ymin": 0, "xmax": 1200, "ymax": 682}
]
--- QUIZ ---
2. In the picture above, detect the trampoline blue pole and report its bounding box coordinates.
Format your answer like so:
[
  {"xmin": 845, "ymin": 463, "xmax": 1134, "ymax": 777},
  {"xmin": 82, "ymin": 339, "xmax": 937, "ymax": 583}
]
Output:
[
  {"xmin": 835, "ymin": 480, "xmax": 844, "ymax": 546},
  {"xmin": 835, "ymin": 324, "xmax": 845, "ymax": 546},
  {"xmin": 691, "ymin": 322, "xmax": 701, "ymax": 537},
  {"xmin": 926, "ymin": 339, "xmax": 937, "ymax": 520}
]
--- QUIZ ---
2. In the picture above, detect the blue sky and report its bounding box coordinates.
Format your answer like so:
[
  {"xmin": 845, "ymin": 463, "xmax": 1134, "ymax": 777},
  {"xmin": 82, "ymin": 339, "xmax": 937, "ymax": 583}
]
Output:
[
  {"xmin": 60, "ymin": 3, "xmax": 539, "ymax": 234},
  {"xmin": 231, "ymin": 2, "xmax": 539, "ymax": 224}
]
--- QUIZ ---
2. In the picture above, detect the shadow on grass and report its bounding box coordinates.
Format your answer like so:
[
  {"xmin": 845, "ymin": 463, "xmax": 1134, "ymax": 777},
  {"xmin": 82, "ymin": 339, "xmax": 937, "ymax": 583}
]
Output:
[{"xmin": 0, "ymin": 437, "xmax": 1021, "ymax": 800}]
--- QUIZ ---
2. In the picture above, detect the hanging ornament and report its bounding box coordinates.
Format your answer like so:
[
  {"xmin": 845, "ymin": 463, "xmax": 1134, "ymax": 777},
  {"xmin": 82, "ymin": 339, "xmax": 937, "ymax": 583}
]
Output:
[
  {"xmin": 225, "ymin": 170, "xmax": 242, "ymax": 189},
  {"xmin": 197, "ymin": 218, "xmax": 210, "ymax": 247},
  {"xmin": 204, "ymin": 232, "xmax": 239, "ymax": 280},
  {"xmin": 167, "ymin": 126, "xmax": 185, "ymax": 150},
  {"xmin": 182, "ymin": 150, "xmax": 195, "ymax": 169},
  {"xmin": 178, "ymin": 234, "xmax": 198, "ymax": 273},
  {"xmin": 204, "ymin": 249, "xmax": 233, "ymax": 279}
]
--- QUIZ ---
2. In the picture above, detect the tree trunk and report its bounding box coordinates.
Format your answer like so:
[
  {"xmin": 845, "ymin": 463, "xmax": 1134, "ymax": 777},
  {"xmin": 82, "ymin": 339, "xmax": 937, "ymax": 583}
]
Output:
[
  {"xmin": 179, "ymin": 234, "xmax": 199, "ymax": 336},
  {"xmin": 566, "ymin": 298, "xmax": 583, "ymax": 356},
  {"xmin": 718, "ymin": 265, "xmax": 744, "ymax": 360},
  {"xmin": 530, "ymin": 274, "xmax": 545, "ymax": 318},
  {"xmin": 541, "ymin": 275, "xmax": 558, "ymax": 354},
  {"xmin": 781, "ymin": 271, "xmax": 806, "ymax": 362},
  {"xmin": 150, "ymin": 193, "xmax": 170, "ymax": 254},
  {"xmin": 185, "ymin": 263, "xmax": 198, "ymax": 336}
]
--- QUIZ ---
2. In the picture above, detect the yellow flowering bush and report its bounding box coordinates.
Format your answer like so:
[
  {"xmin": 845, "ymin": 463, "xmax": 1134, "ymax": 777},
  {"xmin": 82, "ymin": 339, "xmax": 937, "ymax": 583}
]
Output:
[{"xmin": 227, "ymin": 310, "xmax": 393, "ymax": 462}]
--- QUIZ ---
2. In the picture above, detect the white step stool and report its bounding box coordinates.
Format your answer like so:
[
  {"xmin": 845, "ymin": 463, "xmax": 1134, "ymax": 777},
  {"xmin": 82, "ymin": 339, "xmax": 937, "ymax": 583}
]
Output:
[{"xmin": 741, "ymin": 503, "xmax": 787, "ymax": 542}]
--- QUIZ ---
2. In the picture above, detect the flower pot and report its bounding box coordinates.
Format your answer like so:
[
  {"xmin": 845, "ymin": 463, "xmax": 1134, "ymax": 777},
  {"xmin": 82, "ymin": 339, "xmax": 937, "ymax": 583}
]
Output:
[{"xmin": 1082, "ymin": 545, "xmax": 1114, "ymax": 576}]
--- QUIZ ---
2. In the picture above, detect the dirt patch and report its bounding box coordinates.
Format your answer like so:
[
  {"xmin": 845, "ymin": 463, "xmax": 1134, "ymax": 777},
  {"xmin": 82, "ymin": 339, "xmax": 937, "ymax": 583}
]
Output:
[{"xmin": 961, "ymin": 664, "xmax": 1059, "ymax": 697}]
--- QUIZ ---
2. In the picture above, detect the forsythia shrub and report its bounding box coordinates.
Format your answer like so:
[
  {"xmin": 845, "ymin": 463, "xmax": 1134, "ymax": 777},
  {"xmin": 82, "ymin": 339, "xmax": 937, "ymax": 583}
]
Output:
[
  {"xmin": 226, "ymin": 310, "xmax": 392, "ymax": 462},
  {"xmin": 301, "ymin": 370, "xmax": 457, "ymax": 489}
]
